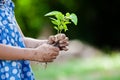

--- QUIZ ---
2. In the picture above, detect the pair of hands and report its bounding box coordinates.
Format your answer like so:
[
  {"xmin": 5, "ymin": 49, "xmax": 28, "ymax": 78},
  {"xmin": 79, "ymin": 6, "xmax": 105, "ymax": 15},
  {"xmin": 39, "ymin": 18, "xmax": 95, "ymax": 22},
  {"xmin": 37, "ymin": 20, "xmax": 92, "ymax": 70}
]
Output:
[{"xmin": 32, "ymin": 34, "xmax": 69, "ymax": 62}]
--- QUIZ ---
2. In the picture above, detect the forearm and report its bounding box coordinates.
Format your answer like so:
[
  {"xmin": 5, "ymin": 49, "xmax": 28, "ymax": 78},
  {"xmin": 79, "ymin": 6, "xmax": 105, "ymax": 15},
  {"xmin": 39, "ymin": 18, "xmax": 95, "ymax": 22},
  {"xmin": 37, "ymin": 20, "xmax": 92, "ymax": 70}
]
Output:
[
  {"xmin": 0, "ymin": 44, "xmax": 33, "ymax": 60},
  {"xmin": 23, "ymin": 37, "xmax": 48, "ymax": 48}
]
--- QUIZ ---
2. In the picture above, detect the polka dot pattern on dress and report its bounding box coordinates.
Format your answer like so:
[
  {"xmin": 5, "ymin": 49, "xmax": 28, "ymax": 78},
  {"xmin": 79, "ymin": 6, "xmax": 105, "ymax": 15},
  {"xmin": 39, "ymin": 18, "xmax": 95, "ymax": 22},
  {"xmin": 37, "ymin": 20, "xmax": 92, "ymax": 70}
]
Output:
[{"xmin": 0, "ymin": 0, "xmax": 35, "ymax": 80}]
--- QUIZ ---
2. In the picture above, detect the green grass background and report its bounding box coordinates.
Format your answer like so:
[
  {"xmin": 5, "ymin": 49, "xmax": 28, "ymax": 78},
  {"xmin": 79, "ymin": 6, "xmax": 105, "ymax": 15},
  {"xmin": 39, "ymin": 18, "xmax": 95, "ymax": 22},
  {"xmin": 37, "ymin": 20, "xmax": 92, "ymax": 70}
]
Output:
[{"xmin": 31, "ymin": 54, "xmax": 120, "ymax": 80}]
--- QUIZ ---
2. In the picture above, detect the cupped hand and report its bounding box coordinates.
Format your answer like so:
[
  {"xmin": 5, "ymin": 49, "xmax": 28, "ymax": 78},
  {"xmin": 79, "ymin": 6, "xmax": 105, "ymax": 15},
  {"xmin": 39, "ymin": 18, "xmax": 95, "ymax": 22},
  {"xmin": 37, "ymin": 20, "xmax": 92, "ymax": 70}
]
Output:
[
  {"xmin": 31, "ymin": 43, "xmax": 60, "ymax": 62},
  {"xmin": 48, "ymin": 33, "xmax": 69, "ymax": 51}
]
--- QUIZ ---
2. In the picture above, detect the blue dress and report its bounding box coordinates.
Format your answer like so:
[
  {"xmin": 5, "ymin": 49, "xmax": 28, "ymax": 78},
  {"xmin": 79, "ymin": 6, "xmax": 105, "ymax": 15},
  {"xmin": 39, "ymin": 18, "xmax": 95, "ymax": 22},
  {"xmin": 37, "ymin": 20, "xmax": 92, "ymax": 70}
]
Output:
[{"xmin": 0, "ymin": 0, "xmax": 35, "ymax": 80}]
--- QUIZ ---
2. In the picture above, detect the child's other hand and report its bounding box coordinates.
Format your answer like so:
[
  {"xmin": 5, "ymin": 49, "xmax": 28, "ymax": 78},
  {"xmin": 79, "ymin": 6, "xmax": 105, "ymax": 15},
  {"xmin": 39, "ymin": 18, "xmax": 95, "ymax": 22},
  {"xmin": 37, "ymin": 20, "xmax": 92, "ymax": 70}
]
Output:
[
  {"xmin": 48, "ymin": 34, "xmax": 69, "ymax": 51},
  {"xmin": 31, "ymin": 43, "xmax": 60, "ymax": 62}
]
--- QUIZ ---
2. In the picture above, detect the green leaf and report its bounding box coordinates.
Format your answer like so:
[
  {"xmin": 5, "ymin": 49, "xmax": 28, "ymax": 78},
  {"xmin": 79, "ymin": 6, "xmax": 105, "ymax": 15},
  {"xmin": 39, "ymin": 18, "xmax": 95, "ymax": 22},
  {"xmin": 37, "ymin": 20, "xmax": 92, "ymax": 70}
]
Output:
[
  {"xmin": 58, "ymin": 25, "xmax": 63, "ymax": 31},
  {"xmin": 45, "ymin": 11, "xmax": 78, "ymax": 34},
  {"xmin": 70, "ymin": 13, "xmax": 78, "ymax": 25},
  {"xmin": 49, "ymin": 18, "xmax": 56, "ymax": 21},
  {"xmin": 65, "ymin": 22, "xmax": 71, "ymax": 25},
  {"xmin": 51, "ymin": 20, "xmax": 61, "ymax": 26},
  {"xmin": 54, "ymin": 26, "xmax": 58, "ymax": 31},
  {"xmin": 44, "ymin": 11, "xmax": 61, "ymax": 16},
  {"xmin": 66, "ymin": 13, "xmax": 70, "ymax": 17},
  {"xmin": 56, "ymin": 13, "xmax": 64, "ymax": 20},
  {"xmin": 63, "ymin": 24, "xmax": 68, "ymax": 32},
  {"xmin": 52, "ymin": 20, "xmax": 58, "ymax": 25}
]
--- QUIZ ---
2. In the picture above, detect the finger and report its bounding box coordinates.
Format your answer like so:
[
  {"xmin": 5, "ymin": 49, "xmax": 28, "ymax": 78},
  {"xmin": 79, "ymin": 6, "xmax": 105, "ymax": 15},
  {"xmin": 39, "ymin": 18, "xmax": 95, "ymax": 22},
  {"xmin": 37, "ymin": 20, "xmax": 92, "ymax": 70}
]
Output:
[
  {"xmin": 56, "ymin": 34, "xmax": 66, "ymax": 40},
  {"xmin": 50, "ymin": 52, "xmax": 59, "ymax": 56},
  {"xmin": 59, "ymin": 37, "xmax": 69, "ymax": 44},
  {"xmin": 59, "ymin": 42, "xmax": 69, "ymax": 47},
  {"xmin": 65, "ymin": 37, "xmax": 69, "ymax": 41},
  {"xmin": 59, "ymin": 41, "xmax": 69, "ymax": 48},
  {"xmin": 51, "ymin": 36, "xmax": 56, "ymax": 42},
  {"xmin": 48, "ymin": 36, "xmax": 56, "ymax": 44},
  {"xmin": 53, "ymin": 52, "xmax": 59, "ymax": 56},
  {"xmin": 61, "ymin": 46, "xmax": 69, "ymax": 51},
  {"xmin": 51, "ymin": 46, "xmax": 60, "ymax": 52},
  {"xmin": 51, "ymin": 56, "xmax": 57, "ymax": 59},
  {"xmin": 60, "ymin": 34, "xmax": 66, "ymax": 40}
]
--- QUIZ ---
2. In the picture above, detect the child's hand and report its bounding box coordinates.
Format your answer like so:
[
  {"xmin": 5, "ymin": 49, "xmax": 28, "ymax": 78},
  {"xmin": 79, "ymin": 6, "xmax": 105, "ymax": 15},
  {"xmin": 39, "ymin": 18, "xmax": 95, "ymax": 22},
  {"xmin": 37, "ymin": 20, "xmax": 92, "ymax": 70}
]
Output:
[
  {"xmin": 48, "ymin": 34, "xmax": 69, "ymax": 51},
  {"xmin": 31, "ymin": 43, "xmax": 60, "ymax": 62}
]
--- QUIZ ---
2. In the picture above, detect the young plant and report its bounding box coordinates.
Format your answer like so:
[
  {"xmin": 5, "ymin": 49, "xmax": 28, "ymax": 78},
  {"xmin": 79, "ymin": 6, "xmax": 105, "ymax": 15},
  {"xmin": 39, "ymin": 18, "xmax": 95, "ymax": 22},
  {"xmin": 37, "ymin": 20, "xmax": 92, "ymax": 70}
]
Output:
[
  {"xmin": 45, "ymin": 11, "xmax": 78, "ymax": 33},
  {"xmin": 44, "ymin": 11, "xmax": 78, "ymax": 68}
]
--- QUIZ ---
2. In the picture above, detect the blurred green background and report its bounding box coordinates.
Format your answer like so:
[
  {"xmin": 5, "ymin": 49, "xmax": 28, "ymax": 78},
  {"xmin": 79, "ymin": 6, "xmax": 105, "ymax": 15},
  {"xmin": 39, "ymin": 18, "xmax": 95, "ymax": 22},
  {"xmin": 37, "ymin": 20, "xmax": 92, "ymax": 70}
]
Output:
[
  {"xmin": 12, "ymin": 0, "xmax": 120, "ymax": 80},
  {"xmin": 12, "ymin": 0, "xmax": 120, "ymax": 50}
]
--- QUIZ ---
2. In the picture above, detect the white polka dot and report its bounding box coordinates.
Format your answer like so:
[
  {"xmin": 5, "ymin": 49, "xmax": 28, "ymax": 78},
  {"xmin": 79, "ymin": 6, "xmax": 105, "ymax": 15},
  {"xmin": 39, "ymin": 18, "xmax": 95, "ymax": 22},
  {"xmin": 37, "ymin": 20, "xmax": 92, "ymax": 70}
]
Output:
[
  {"xmin": 0, "ymin": 21, "xmax": 3, "ymax": 26},
  {"xmin": 3, "ymin": 20, "xmax": 8, "ymax": 25},
  {"xmin": 18, "ymin": 62, "xmax": 22, "ymax": 68},
  {"xmin": 11, "ymin": 38, "xmax": 14, "ymax": 44},
  {"xmin": 31, "ymin": 75, "xmax": 34, "ymax": 80},
  {"xmin": 14, "ymin": 42, "xmax": 18, "ymax": 46},
  {"xmin": 5, "ymin": 73, "xmax": 9, "ymax": 78},
  {"xmin": 6, "ymin": 60, "xmax": 11, "ymax": 63},
  {"xmin": 18, "ymin": 69, "xmax": 21, "ymax": 74},
  {"xmin": 12, "ymin": 69, "xmax": 18, "ymax": 74},
  {"xmin": 9, "ymin": 24, "xmax": 14, "ymax": 30},
  {"xmin": 7, "ymin": 35, "xmax": 9, "ymax": 39},
  {"xmin": 12, "ymin": 32, "xmax": 15, "ymax": 37},
  {"xmin": 12, "ymin": 62, "xmax": 17, "ymax": 67},
  {"xmin": 5, "ymin": 29, "xmax": 9, "ymax": 33},
  {"xmin": 2, "ymin": 62, "xmax": 5, "ymax": 66},
  {"xmin": 15, "ymin": 35, "xmax": 18, "ymax": 41},
  {"xmin": 2, "ymin": 39, "xmax": 7, "ymax": 44},
  {"xmin": 0, "ymin": 29, "xmax": 2, "ymax": 33},
  {"xmin": 5, "ymin": 66, "xmax": 9, "ymax": 71},
  {"xmin": 8, "ymin": 43, "xmax": 12, "ymax": 46},
  {"xmin": 5, "ymin": 10, "xmax": 9, "ymax": 15},
  {"xmin": 3, "ymin": 33, "xmax": 7, "ymax": 37},
  {"xmin": 17, "ymin": 74, "xmax": 20, "ymax": 78},
  {"xmin": 24, "ymin": 61, "xmax": 29, "ymax": 65},
  {"xmin": 14, "ymin": 27, "xmax": 17, "ymax": 32},
  {"xmin": 2, "ymin": 26, "xmax": 5, "ymax": 30},
  {"xmin": 19, "ymin": 37, "xmax": 22, "ymax": 42},
  {"xmin": 27, "ymin": 72, "xmax": 31, "ymax": 76},
  {"xmin": 23, "ymin": 67, "xmax": 28, "ymax": 72},
  {"xmin": 1, "ymin": 74, "xmax": 5, "ymax": 79},
  {"xmin": 1, "ymin": 68, "xmax": 4, "ymax": 73},
  {"xmin": 0, "ymin": 16, "xmax": 2, "ymax": 20},
  {"xmin": 10, "ymin": 76, "xmax": 15, "ymax": 80},
  {"xmin": 8, "ymin": 17, "xmax": 11, "ymax": 22},
  {"xmin": 21, "ymin": 74, "xmax": 24, "ymax": 78},
  {"xmin": 1, "ymin": 12, "xmax": 5, "ymax": 17}
]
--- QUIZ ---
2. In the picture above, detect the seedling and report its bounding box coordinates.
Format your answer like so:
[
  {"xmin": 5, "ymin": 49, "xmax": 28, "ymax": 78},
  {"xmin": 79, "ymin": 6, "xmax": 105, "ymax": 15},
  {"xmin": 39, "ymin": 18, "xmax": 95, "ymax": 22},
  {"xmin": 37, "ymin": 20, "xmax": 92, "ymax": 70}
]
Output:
[
  {"xmin": 44, "ymin": 11, "xmax": 78, "ymax": 68},
  {"xmin": 45, "ymin": 11, "xmax": 78, "ymax": 33}
]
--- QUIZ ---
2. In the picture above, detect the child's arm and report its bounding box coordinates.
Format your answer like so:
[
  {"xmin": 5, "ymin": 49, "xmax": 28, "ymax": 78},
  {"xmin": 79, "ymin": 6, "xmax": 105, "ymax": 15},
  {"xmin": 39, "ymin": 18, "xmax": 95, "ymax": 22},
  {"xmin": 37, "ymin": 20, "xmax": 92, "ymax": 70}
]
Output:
[
  {"xmin": 0, "ymin": 44, "xmax": 32, "ymax": 60},
  {"xmin": 0, "ymin": 43, "xmax": 59, "ymax": 62},
  {"xmin": 17, "ymin": 25, "xmax": 69, "ymax": 49},
  {"xmin": 23, "ymin": 37, "xmax": 47, "ymax": 48}
]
